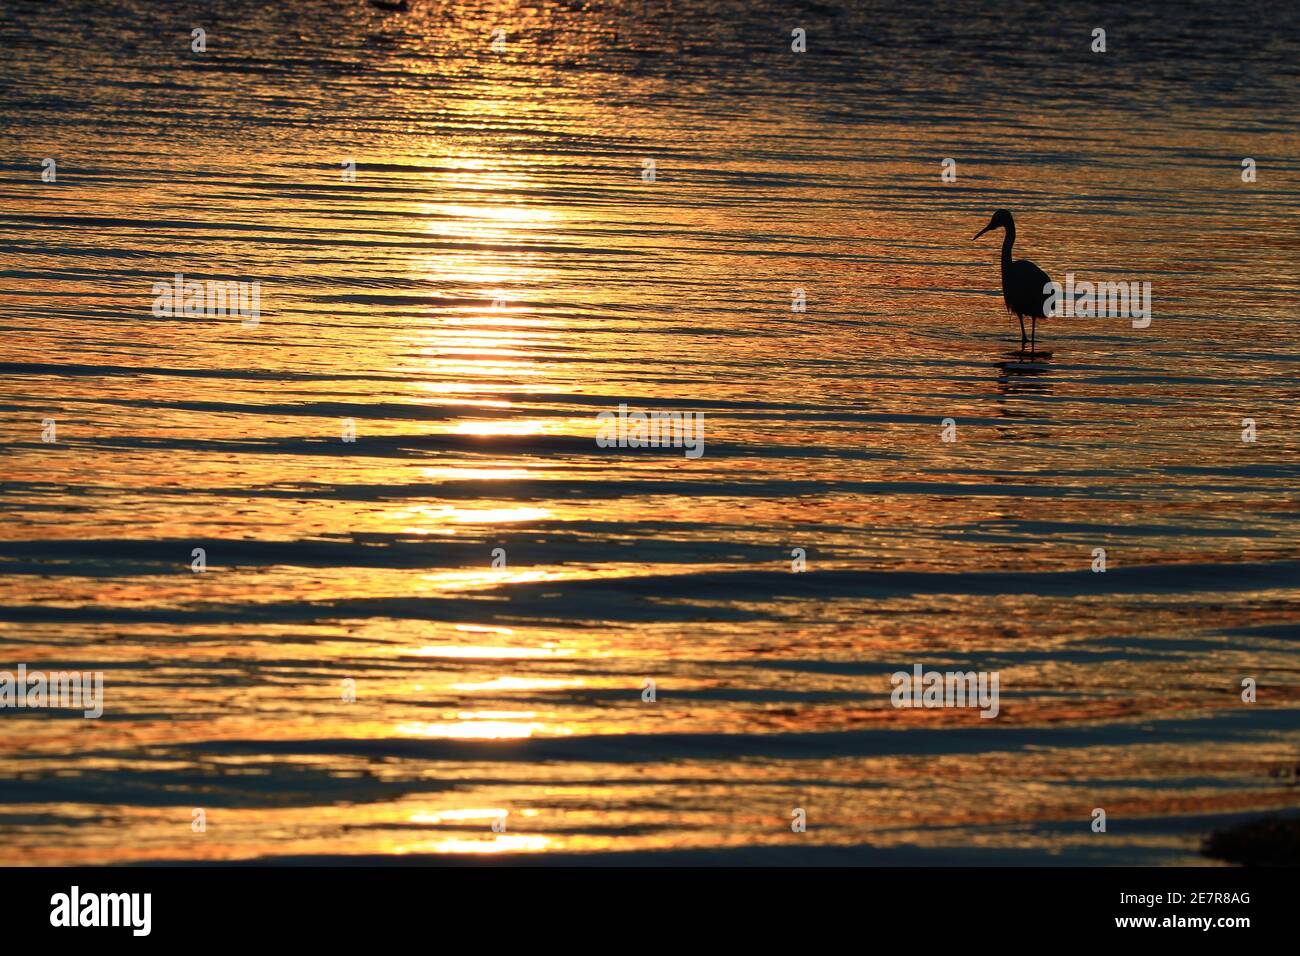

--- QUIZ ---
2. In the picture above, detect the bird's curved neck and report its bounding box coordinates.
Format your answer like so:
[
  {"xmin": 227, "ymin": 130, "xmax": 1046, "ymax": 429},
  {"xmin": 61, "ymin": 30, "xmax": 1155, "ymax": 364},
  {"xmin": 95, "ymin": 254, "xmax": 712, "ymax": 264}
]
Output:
[{"xmin": 1000, "ymin": 222, "xmax": 1016, "ymax": 269}]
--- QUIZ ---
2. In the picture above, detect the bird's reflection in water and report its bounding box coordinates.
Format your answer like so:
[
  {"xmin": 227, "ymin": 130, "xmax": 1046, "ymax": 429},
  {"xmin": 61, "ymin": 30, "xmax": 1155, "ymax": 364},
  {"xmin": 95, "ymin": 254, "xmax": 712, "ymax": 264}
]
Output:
[{"xmin": 996, "ymin": 348, "xmax": 1054, "ymax": 396}]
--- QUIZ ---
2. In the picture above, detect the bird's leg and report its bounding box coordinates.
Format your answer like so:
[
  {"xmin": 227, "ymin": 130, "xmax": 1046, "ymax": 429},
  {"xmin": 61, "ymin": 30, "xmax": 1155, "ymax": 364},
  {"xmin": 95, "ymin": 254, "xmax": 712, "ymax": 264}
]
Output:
[
  {"xmin": 1031, "ymin": 317, "xmax": 1037, "ymax": 354},
  {"xmin": 1019, "ymin": 316, "xmax": 1027, "ymax": 347}
]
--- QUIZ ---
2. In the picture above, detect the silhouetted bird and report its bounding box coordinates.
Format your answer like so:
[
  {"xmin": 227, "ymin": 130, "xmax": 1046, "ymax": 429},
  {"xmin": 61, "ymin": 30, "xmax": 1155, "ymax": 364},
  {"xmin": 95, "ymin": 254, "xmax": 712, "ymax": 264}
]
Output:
[{"xmin": 974, "ymin": 210, "xmax": 1053, "ymax": 351}]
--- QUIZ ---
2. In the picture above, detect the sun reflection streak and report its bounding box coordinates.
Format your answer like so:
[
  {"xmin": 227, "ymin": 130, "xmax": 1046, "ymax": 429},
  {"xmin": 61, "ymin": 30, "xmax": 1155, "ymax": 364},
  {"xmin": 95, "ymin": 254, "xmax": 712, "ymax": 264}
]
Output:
[
  {"xmin": 394, "ymin": 720, "xmax": 554, "ymax": 739},
  {"xmin": 393, "ymin": 504, "xmax": 552, "ymax": 529},
  {"xmin": 448, "ymin": 420, "xmax": 548, "ymax": 436},
  {"xmin": 412, "ymin": 645, "xmax": 573, "ymax": 659},
  {"xmin": 417, "ymin": 466, "xmax": 533, "ymax": 480},
  {"xmin": 409, "ymin": 808, "xmax": 509, "ymax": 823},
  {"xmin": 448, "ymin": 676, "xmax": 583, "ymax": 692},
  {"xmin": 394, "ymin": 835, "xmax": 552, "ymax": 855}
]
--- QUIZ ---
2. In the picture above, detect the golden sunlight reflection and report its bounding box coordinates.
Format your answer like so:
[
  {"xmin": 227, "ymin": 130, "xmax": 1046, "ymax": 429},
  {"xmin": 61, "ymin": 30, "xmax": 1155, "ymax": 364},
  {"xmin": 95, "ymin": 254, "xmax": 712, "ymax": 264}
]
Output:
[
  {"xmin": 437, "ymin": 312, "xmax": 549, "ymax": 327},
  {"xmin": 394, "ymin": 504, "xmax": 552, "ymax": 529},
  {"xmin": 424, "ymin": 361, "xmax": 544, "ymax": 377},
  {"xmin": 394, "ymin": 720, "xmax": 560, "ymax": 740},
  {"xmin": 417, "ymin": 466, "xmax": 534, "ymax": 480},
  {"xmin": 411, "ymin": 381, "xmax": 527, "ymax": 395},
  {"xmin": 414, "ymin": 569, "xmax": 560, "ymax": 591},
  {"xmin": 448, "ymin": 420, "xmax": 549, "ymax": 436},
  {"xmin": 408, "ymin": 808, "xmax": 511, "ymax": 824},
  {"xmin": 448, "ymin": 676, "xmax": 583, "ymax": 693},
  {"xmin": 394, "ymin": 835, "xmax": 552, "ymax": 855},
  {"xmin": 412, "ymin": 645, "xmax": 573, "ymax": 659}
]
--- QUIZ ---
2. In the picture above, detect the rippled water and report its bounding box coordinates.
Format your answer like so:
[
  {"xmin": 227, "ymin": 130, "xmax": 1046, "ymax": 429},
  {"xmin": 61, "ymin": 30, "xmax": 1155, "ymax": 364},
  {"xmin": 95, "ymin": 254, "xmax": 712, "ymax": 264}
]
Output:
[{"xmin": 2, "ymin": 0, "xmax": 1299, "ymax": 865}]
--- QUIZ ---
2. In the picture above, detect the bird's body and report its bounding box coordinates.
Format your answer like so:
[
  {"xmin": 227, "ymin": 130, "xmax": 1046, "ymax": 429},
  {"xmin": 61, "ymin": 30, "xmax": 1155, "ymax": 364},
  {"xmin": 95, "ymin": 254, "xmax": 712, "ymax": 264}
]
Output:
[
  {"xmin": 1003, "ymin": 259, "xmax": 1052, "ymax": 320},
  {"xmin": 975, "ymin": 210, "xmax": 1053, "ymax": 351}
]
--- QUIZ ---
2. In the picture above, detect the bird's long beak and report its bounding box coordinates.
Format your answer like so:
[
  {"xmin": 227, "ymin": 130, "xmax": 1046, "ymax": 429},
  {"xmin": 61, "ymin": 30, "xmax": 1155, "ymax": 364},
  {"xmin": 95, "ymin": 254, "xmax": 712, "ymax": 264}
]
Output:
[{"xmin": 973, "ymin": 223, "xmax": 994, "ymax": 240}]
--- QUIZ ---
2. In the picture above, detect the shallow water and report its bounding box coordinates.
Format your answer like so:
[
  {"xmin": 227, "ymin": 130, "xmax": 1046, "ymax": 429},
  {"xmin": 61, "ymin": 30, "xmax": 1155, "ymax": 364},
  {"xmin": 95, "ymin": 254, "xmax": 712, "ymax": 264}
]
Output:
[{"xmin": 1, "ymin": 0, "xmax": 1298, "ymax": 865}]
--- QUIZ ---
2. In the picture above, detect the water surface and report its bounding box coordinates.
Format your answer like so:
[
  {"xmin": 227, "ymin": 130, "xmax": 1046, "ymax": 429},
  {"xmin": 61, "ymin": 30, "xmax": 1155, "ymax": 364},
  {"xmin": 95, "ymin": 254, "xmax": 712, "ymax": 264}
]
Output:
[{"xmin": 1, "ymin": 0, "xmax": 1298, "ymax": 864}]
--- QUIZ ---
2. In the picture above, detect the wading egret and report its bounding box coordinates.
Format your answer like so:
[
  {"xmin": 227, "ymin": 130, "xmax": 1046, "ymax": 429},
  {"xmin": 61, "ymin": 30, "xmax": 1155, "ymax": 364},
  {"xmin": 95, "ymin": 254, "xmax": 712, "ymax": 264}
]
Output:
[{"xmin": 974, "ymin": 210, "xmax": 1053, "ymax": 351}]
